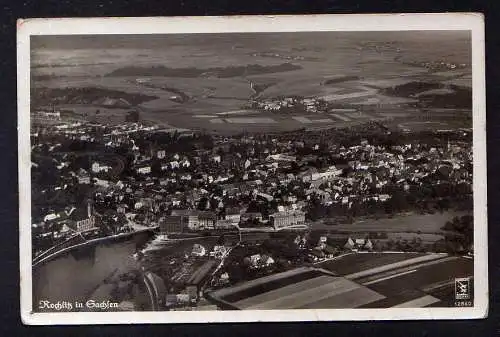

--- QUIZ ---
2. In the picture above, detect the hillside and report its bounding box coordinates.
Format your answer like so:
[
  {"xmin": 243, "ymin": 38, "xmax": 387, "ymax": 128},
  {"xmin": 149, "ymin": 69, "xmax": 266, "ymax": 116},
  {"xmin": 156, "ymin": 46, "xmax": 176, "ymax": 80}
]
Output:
[
  {"xmin": 381, "ymin": 81, "xmax": 472, "ymax": 109},
  {"xmin": 31, "ymin": 87, "xmax": 158, "ymax": 108},
  {"xmin": 105, "ymin": 63, "xmax": 302, "ymax": 78}
]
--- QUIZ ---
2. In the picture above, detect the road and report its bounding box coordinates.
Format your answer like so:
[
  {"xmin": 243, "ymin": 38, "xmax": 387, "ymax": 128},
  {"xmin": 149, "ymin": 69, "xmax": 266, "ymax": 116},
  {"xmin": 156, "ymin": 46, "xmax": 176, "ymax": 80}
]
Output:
[{"xmin": 143, "ymin": 271, "xmax": 161, "ymax": 311}]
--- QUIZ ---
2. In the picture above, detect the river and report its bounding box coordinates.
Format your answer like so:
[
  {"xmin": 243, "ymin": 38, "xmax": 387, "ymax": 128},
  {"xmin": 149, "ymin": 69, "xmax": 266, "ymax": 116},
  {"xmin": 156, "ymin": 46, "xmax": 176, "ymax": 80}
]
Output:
[
  {"xmin": 32, "ymin": 230, "xmax": 282, "ymax": 312},
  {"xmin": 32, "ymin": 231, "xmax": 153, "ymax": 312}
]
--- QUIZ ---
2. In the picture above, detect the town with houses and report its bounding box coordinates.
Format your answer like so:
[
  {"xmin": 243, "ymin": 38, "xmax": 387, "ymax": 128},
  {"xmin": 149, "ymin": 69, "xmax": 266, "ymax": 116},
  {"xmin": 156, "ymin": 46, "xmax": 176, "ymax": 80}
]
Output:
[{"xmin": 31, "ymin": 107, "xmax": 473, "ymax": 311}]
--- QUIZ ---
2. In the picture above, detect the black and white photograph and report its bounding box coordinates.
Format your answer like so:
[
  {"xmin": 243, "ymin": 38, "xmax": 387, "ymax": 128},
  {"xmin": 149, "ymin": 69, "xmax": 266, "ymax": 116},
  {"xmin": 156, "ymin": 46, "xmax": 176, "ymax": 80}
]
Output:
[{"xmin": 18, "ymin": 14, "xmax": 487, "ymax": 324}]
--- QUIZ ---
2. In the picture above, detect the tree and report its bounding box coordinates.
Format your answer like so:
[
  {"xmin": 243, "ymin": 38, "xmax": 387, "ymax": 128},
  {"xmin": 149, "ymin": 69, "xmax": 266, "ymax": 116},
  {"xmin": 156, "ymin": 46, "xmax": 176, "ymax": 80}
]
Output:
[
  {"xmin": 125, "ymin": 110, "xmax": 140, "ymax": 123},
  {"xmin": 440, "ymin": 215, "xmax": 473, "ymax": 254},
  {"xmin": 197, "ymin": 197, "xmax": 209, "ymax": 210},
  {"xmin": 385, "ymin": 190, "xmax": 408, "ymax": 214}
]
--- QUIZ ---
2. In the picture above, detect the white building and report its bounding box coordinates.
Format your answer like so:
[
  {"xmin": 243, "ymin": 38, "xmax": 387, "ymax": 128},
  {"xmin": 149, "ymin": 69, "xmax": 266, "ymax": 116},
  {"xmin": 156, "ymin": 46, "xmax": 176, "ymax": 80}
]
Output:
[
  {"xmin": 137, "ymin": 166, "xmax": 151, "ymax": 175},
  {"xmin": 191, "ymin": 244, "xmax": 206, "ymax": 257}
]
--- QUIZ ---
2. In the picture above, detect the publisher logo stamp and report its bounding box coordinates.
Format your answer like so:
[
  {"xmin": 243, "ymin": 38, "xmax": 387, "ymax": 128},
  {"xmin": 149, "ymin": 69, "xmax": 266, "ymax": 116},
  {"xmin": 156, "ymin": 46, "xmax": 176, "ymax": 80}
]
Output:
[{"xmin": 455, "ymin": 278, "xmax": 471, "ymax": 300}]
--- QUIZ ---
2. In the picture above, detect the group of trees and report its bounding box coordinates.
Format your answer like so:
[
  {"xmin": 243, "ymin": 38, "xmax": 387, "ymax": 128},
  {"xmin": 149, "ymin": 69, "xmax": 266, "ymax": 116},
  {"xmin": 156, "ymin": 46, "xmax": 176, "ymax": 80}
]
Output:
[
  {"xmin": 97, "ymin": 210, "xmax": 129, "ymax": 236},
  {"xmin": 31, "ymin": 86, "xmax": 156, "ymax": 107},
  {"xmin": 305, "ymin": 178, "xmax": 472, "ymax": 223},
  {"xmin": 108, "ymin": 271, "xmax": 140, "ymax": 305},
  {"xmin": 381, "ymin": 81, "xmax": 472, "ymax": 109},
  {"xmin": 438, "ymin": 215, "xmax": 474, "ymax": 254},
  {"xmin": 245, "ymin": 199, "xmax": 279, "ymax": 219},
  {"xmin": 125, "ymin": 110, "xmax": 140, "ymax": 122},
  {"xmin": 375, "ymin": 237, "xmax": 427, "ymax": 253},
  {"xmin": 222, "ymin": 235, "xmax": 304, "ymax": 284}
]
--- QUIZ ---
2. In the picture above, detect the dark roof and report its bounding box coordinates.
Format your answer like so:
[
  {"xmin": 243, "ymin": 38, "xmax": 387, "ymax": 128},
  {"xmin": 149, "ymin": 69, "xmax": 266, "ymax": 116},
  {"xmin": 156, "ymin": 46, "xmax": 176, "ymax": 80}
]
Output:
[
  {"xmin": 225, "ymin": 207, "xmax": 241, "ymax": 215},
  {"xmin": 323, "ymin": 245, "xmax": 337, "ymax": 254},
  {"xmin": 198, "ymin": 211, "xmax": 217, "ymax": 220},
  {"xmin": 171, "ymin": 209, "xmax": 193, "ymax": 216},
  {"xmin": 242, "ymin": 212, "xmax": 262, "ymax": 217},
  {"xmin": 69, "ymin": 207, "xmax": 90, "ymax": 221},
  {"xmin": 163, "ymin": 215, "xmax": 183, "ymax": 224}
]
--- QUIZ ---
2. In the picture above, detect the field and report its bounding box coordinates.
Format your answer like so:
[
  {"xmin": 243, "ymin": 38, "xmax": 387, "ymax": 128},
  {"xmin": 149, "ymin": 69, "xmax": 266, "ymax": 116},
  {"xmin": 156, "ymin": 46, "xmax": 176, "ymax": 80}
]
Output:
[
  {"xmin": 208, "ymin": 267, "xmax": 386, "ymax": 309},
  {"xmin": 206, "ymin": 254, "xmax": 473, "ymax": 309},
  {"xmin": 361, "ymin": 257, "xmax": 473, "ymax": 307},
  {"xmin": 31, "ymin": 32, "xmax": 472, "ymax": 133},
  {"xmin": 220, "ymin": 268, "xmax": 326, "ymax": 303},
  {"xmin": 317, "ymin": 253, "xmax": 424, "ymax": 275}
]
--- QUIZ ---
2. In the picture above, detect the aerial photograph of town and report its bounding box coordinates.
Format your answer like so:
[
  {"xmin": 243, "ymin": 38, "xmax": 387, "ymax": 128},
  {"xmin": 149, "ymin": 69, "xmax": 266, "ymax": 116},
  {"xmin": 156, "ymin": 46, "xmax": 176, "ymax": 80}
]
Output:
[{"xmin": 30, "ymin": 30, "xmax": 474, "ymax": 312}]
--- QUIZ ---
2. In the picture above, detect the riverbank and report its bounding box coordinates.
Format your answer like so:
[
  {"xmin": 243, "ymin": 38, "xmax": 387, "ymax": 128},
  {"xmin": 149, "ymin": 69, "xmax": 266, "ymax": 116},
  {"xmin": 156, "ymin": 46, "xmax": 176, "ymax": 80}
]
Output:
[
  {"xmin": 310, "ymin": 211, "xmax": 469, "ymax": 235},
  {"xmin": 33, "ymin": 228, "xmax": 156, "ymax": 268},
  {"xmin": 32, "ymin": 231, "xmax": 155, "ymax": 312}
]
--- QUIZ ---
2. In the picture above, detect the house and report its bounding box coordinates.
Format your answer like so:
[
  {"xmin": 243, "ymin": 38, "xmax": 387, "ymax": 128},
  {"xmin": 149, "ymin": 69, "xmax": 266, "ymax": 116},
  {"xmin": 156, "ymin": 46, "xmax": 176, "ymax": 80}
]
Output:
[
  {"xmin": 180, "ymin": 174, "xmax": 192, "ymax": 181},
  {"xmin": 269, "ymin": 210, "xmax": 306, "ymax": 230},
  {"xmin": 91, "ymin": 162, "xmax": 112, "ymax": 173},
  {"xmin": 198, "ymin": 211, "xmax": 217, "ymax": 230},
  {"xmin": 116, "ymin": 204, "xmax": 128, "ymax": 214},
  {"xmin": 256, "ymin": 192, "xmax": 274, "ymax": 202},
  {"xmin": 225, "ymin": 208, "xmax": 241, "ymax": 225},
  {"xmin": 210, "ymin": 245, "xmax": 228, "ymax": 259},
  {"xmin": 248, "ymin": 254, "xmax": 261, "ymax": 267},
  {"xmin": 136, "ymin": 166, "xmax": 151, "ymax": 175},
  {"xmin": 221, "ymin": 184, "xmax": 238, "ymax": 197},
  {"xmin": 378, "ymin": 194, "xmax": 391, "ymax": 202},
  {"xmin": 212, "ymin": 155, "xmax": 221, "ymax": 164},
  {"xmin": 261, "ymin": 255, "xmax": 275, "ymax": 267},
  {"xmin": 157, "ymin": 150, "xmax": 166, "ymax": 159},
  {"xmin": 294, "ymin": 235, "xmax": 307, "ymax": 248},
  {"xmin": 165, "ymin": 294, "xmax": 185, "ymax": 308},
  {"xmin": 219, "ymin": 272, "xmax": 230, "ymax": 285},
  {"xmin": 168, "ymin": 210, "xmax": 216, "ymax": 230},
  {"xmin": 67, "ymin": 202, "xmax": 97, "ymax": 233},
  {"xmin": 160, "ymin": 215, "xmax": 185, "ymax": 234},
  {"xmin": 267, "ymin": 153, "xmax": 296, "ymax": 162},
  {"xmin": 215, "ymin": 219, "xmax": 234, "ymax": 230},
  {"xmin": 322, "ymin": 245, "xmax": 338, "ymax": 258},
  {"xmin": 241, "ymin": 212, "xmax": 263, "ymax": 223},
  {"xmin": 77, "ymin": 169, "xmax": 91, "ymax": 184},
  {"xmin": 191, "ymin": 244, "xmax": 206, "ymax": 257},
  {"xmin": 308, "ymin": 248, "xmax": 325, "ymax": 261},
  {"xmin": 344, "ymin": 237, "xmax": 373, "ymax": 251},
  {"xmin": 317, "ymin": 236, "xmax": 328, "ymax": 249},
  {"xmin": 171, "ymin": 209, "xmax": 200, "ymax": 230},
  {"xmin": 246, "ymin": 254, "xmax": 274, "ymax": 269}
]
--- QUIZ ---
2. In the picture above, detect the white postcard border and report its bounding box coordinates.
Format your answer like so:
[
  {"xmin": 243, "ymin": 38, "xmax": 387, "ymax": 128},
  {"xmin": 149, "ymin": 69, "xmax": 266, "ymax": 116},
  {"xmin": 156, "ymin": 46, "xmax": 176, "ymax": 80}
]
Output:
[{"xmin": 18, "ymin": 13, "xmax": 488, "ymax": 325}]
